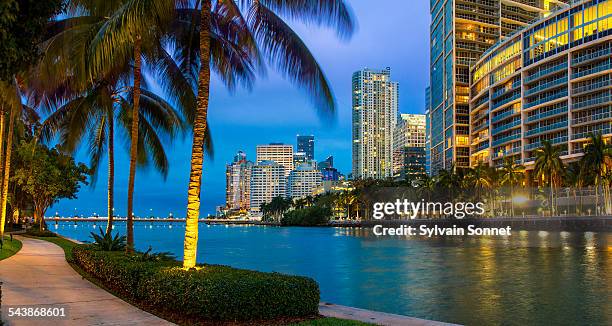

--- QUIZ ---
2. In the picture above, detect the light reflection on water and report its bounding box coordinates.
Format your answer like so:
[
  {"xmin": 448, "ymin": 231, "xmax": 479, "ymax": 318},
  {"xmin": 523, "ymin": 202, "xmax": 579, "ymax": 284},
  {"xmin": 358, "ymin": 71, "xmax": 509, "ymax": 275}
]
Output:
[{"xmin": 52, "ymin": 221, "xmax": 611, "ymax": 325}]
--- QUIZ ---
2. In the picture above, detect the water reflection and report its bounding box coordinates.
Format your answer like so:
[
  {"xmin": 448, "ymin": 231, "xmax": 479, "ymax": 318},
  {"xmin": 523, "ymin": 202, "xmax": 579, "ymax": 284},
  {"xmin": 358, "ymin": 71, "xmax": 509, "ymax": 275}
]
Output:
[{"xmin": 52, "ymin": 222, "xmax": 610, "ymax": 325}]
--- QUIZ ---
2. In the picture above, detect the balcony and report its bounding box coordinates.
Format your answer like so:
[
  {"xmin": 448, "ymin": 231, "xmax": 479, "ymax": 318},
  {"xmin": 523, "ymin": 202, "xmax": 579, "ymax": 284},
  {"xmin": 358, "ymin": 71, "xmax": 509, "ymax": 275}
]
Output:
[
  {"xmin": 572, "ymin": 94, "xmax": 612, "ymax": 110},
  {"xmin": 572, "ymin": 111, "xmax": 612, "ymax": 125},
  {"xmin": 572, "ymin": 47, "xmax": 612, "ymax": 65},
  {"xmin": 573, "ymin": 127, "xmax": 612, "ymax": 140},
  {"xmin": 524, "ymin": 136, "xmax": 568, "ymax": 150},
  {"xmin": 572, "ymin": 61, "xmax": 612, "ymax": 79},
  {"xmin": 525, "ymin": 62, "xmax": 566, "ymax": 83},
  {"xmin": 523, "ymin": 90, "xmax": 567, "ymax": 109},
  {"xmin": 492, "ymin": 119, "xmax": 521, "ymax": 135},
  {"xmin": 492, "ymin": 109, "xmax": 520, "ymax": 123},
  {"xmin": 492, "ymin": 81, "xmax": 521, "ymax": 99},
  {"xmin": 492, "ymin": 92, "xmax": 521, "ymax": 110},
  {"xmin": 474, "ymin": 141, "xmax": 490, "ymax": 153},
  {"xmin": 526, "ymin": 106, "xmax": 568, "ymax": 123},
  {"xmin": 524, "ymin": 76, "xmax": 567, "ymax": 96},
  {"xmin": 572, "ymin": 78, "xmax": 611, "ymax": 95},
  {"xmin": 525, "ymin": 120, "xmax": 568, "ymax": 137},
  {"xmin": 492, "ymin": 133, "xmax": 521, "ymax": 147},
  {"xmin": 493, "ymin": 146, "xmax": 522, "ymax": 158}
]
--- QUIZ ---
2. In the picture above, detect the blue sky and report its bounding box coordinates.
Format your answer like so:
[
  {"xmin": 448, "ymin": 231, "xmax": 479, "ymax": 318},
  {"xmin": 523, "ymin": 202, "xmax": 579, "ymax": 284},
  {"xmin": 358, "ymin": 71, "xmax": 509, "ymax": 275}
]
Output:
[{"xmin": 52, "ymin": 1, "xmax": 431, "ymax": 217}]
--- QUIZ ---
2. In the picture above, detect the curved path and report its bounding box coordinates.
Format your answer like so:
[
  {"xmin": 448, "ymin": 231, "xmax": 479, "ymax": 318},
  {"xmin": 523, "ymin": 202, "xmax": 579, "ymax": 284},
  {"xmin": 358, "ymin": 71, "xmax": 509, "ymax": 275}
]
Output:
[{"xmin": 0, "ymin": 236, "xmax": 173, "ymax": 326}]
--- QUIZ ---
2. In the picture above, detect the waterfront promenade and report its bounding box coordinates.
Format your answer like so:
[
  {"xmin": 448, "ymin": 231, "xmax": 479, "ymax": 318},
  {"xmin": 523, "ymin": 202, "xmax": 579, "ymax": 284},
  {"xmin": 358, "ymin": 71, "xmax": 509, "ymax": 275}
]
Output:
[
  {"xmin": 0, "ymin": 236, "xmax": 172, "ymax": 325},
  {"xmin": 1, "ymin": 236, "xmax": 455, "ymax": 326}
]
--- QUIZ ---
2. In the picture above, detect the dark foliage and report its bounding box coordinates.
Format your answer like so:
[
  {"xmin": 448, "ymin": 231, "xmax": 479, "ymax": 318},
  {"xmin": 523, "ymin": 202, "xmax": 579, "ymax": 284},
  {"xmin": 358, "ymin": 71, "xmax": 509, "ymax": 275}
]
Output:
[{"xmin": 72, "ymin": 245, "xmax": 320, "ymax": 321}]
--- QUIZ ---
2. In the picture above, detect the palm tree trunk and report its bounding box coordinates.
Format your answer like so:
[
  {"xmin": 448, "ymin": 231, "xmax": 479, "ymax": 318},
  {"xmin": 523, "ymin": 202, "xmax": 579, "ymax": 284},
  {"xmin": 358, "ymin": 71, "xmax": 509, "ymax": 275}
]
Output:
[
  {"xmin": 183, "ymin": 0, "xmax": 211, "ymax": 269},
  {"xmin": 106, "ymin": 110, "xmax": 115, "ymax": 235},
  {"xmin": 0, "ymin": 106, "xmax": 16, "ymax": 238},
  {"xmin": 126, "ymin": 36, "xmax": 142, "ymax": 252},
  {"xmin": 0, "ymin": 108, "xmax": 5, "ymax": 187}
]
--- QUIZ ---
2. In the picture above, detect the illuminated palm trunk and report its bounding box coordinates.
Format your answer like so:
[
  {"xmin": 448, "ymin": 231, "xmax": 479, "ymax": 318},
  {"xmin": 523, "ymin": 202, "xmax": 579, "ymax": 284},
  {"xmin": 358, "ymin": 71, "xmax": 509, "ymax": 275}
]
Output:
[
  {"xmin": 183, "ymin": 0, "xmax": 211, "ymax": 269},
  {"xmin": 126, "ymin": 36, "xmax": 142, "ymax": 252},
  {"xmin": 0, "ymin": 108, "xmax": 4, "ymax": 237},
  {"xmin": 0, "ymin": 106, "xmax": 16, "ymax": 237},
  {"xmin": 106, "ymin": 109, "xmax": 115, "ymax": 235}
]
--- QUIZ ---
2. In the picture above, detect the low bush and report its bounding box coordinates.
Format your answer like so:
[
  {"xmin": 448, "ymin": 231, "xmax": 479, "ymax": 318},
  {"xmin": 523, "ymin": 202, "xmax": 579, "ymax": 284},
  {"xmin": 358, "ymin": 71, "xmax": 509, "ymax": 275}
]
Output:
[
  {"xmin": 25, "ymin": 228, "xmax": 57, "ymax": 237},
  {"xmin": 282, "ymin": 206, "xmax": 332, "ymax": 226},
  {"xmin": 72, "ymin": 245, "xmax": 320, "ymax": 321}
]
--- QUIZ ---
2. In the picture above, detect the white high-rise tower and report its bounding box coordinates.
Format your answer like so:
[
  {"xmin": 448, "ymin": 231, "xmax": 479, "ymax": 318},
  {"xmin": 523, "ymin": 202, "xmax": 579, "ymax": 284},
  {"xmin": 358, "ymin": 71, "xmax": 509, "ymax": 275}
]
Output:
[{"xmin": 352, "ymin": 67, "xmax": 399, "ymax": 179}]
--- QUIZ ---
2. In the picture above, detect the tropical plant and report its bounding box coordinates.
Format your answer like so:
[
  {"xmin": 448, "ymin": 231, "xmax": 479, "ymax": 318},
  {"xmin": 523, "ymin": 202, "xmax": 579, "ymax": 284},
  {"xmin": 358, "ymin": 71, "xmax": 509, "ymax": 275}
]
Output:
[
  {"xmin": 499, "ymin": 158, "xmax": 525, "ymax": 217},
  {"xmin": 582, "ymin": 133, "xmax": 612, "ymax": 214},
  {"xmin": 182, "ymin": 0, "xmax": 355, "ymax": 268},
  {"xmin": 12, "ymin": 140, "xmax": 89, "ymax": 230},
  {"xmin": 534, "ymin": 141, "xmax": 564, "ymax": 216},
  {"xmin": 565, "ymin": 162, "xmax": 585, "ymax": 215},
  {"xmin": 89, "ymin": 227, "xmax": 127, "ymax": 251}
]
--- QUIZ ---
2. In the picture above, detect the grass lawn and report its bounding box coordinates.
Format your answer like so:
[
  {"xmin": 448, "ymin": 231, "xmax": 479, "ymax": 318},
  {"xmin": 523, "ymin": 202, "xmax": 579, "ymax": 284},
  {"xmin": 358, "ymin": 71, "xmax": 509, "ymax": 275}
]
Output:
[
  {"xmin": 0, "ymin": 236, "xmax": 22, "ymax": 260},
  {"xmin": 290, "ymin": 317, "xmax": 372, "ymax": 325}
]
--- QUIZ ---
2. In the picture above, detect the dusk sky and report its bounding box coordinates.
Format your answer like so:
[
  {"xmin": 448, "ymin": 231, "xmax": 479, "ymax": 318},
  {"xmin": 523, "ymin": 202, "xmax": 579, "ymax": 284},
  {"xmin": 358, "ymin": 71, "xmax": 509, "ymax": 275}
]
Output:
[{"xmin": 53, "ymin": 1, "xmax": 431, "ymax": 217}]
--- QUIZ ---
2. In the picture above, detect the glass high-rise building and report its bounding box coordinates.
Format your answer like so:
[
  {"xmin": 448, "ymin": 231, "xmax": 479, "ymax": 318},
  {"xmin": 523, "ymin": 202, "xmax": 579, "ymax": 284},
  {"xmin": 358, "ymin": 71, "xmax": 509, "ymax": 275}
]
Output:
[
  {"xmin": 225, "ymin": 151, "xmax": 253, "ymax": 212},
  {"xmin": 296, "ymin": 135, "xmax": 315, "ymax": 161},
  {"xmin": 429, "ymin": 0, "xmax": 570, "ymax": 173},
  {"xmin": 470, "ymin": 0, "xmax": 611, "ymax": 169},
  {"xmin": 393, "ymin": 114, "xmax": 427, "ymax": 179},
  {"xmin": 352, "ymin": 67, "xmax": 399, "ymax": 179}
]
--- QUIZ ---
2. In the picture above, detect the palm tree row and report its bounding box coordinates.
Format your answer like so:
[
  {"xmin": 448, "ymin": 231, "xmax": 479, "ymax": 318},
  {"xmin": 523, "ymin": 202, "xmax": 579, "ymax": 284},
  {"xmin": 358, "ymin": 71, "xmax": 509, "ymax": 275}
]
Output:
[
  {"xmin": 317, "ymin": 136, "xmax": 610, "ymax": 220},
  {"xmin": 0, "ymin": 0, "xmax": 356, "ymax": 268}
]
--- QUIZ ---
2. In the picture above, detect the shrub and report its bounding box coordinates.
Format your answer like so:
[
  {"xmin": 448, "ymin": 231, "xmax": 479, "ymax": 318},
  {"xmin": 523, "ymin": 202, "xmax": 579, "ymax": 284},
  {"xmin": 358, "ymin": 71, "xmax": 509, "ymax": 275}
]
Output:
[
  {"xmin": 72, "ymin": 245, "xmax": 320, "ymax": 321},
  {"xmin": 25, "ymin": 228, "xmax": 57, "ymax": 237},
  {"xmin": 89, "ymin": 227, "xmax": 126, "ymax": 251},
  {"xmin": 282, "ymin": 206, "xmax": 332, "ymax": 226}
]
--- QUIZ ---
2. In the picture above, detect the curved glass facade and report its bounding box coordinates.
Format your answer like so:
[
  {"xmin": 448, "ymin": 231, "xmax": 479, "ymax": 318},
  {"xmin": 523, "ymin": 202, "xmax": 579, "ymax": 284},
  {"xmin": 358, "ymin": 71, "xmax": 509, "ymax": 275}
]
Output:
[{"xmin": 469, "ymin": 0, "xmax": 612, "ymax": 168}]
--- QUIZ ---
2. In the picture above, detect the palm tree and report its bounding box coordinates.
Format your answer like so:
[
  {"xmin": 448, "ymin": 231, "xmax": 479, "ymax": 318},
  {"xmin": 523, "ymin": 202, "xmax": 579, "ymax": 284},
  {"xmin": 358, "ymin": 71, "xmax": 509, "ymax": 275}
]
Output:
[
  {"xmin": 565, "ymin": 162, "xmax": 585, "ymax": 215},
  {"xmin": 182, "ymin": 0, "xmax": 355, "ymax": 268},
  {"xmin": 465, "ymin": 164, "xmax": 492, "ymax": 203},
  {"xmin": 582, "ymin": 133, "xmax": 612, "ymax": 215},
  {"xmin": 0, "ymin": 80, "xmax": 19, "ymax": 238},
  {"xmin": 40, "ymin": 81, "xmax": 183, "ymax": 234},
  {"xmin": 534, "ymin": 141, "xmax": 564, "ymax": 216},
  {"xmin": 499, "ymin": 158, "xmax": 524, "ymax": 217}
]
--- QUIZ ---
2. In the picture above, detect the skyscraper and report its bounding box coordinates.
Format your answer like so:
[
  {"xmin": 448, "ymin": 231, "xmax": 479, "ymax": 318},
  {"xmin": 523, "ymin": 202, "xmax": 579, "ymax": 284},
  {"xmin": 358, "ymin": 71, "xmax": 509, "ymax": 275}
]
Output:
[
  {"xmin": 318, "ymin": 155, "xmax": 334, "ymax": 170},
  {"xmin": 425, "ymin": 87, "xmax": 432, "ymax": 175},
  {"xmin": 249, "ymin": 161, "xmax": 286, "ymax": 215},
  {"xmin": 296, "ymin": 135, "xmax": 315, "ymax": 160},
  {"xmin": 429, "ymin": 0, "xmax": 570, "ymax": 173},
  {"xmin": 287, "ymin": 163, "xmax": 322, "ymax": 199},
  {"xmin": 469, "ymin": 0, "xmax": 612, "ymax": 169},
  {"xmin": 393, "ymin": 114, "xmax": 427, "ymax": 179},
  {"xmin": 225, "ymin": 151, "xmax": 253, "ymax": 212},
  {"xmin": 352, "ymin": 67, "xmax": 399, "ymax": 179},
  {"xmin": 256, "ymin": 143, "xmax": 294, "ymax": 176}
]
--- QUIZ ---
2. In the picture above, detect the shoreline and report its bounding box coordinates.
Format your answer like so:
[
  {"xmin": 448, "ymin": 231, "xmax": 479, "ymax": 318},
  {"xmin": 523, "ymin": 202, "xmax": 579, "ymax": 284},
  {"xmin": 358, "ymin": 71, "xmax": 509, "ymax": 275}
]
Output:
[{"xmin": 44, "ymin": 215, "xmax": 612, "ymax": 232}]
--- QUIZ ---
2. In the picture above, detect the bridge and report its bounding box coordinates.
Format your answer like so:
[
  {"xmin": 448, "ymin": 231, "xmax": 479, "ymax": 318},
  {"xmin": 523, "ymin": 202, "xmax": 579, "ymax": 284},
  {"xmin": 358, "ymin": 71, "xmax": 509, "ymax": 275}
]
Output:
[{"xmin": 44, "ymin": 217, "xmax": 256, "ymax": 224}]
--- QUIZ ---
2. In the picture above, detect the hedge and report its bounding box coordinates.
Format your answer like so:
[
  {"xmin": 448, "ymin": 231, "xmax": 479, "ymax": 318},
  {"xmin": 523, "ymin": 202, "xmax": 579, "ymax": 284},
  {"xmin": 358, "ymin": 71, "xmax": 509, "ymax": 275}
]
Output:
[{"xmin": 72, "ymin": 245, "xmax": 320, "ymax": 321}]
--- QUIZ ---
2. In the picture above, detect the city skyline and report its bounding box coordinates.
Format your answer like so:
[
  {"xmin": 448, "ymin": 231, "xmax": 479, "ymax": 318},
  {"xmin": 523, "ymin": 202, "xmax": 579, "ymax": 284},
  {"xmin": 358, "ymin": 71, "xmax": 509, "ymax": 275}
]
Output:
[{"xmin": 51, "ymin": 0, "xmax": 431, "ymax": 217}]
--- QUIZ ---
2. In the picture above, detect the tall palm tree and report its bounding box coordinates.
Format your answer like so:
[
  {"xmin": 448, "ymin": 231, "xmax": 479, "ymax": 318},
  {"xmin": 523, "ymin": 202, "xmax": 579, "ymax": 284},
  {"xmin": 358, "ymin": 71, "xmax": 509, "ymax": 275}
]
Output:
[
  {"xmin": 466, "ymin": 164, "xmax": 492, "ymax": 203},
  {"xmin": 0, "ymin": 80, "xmax": 23, "ymax": 238},
  {"xmin": 499, "ymin": 158, "xmax": 524, "ymax": 217},
  {"xmin": 565, "ymin": 162, "xmax": 585, "ymax": 215},
  {"xmin": 182, "ymin": 0, "xmax": 355, "ymax": 268},
  {"xmin": 33, "ymin": 3, "xmax": 196, "ymax": 238},
  {"xmin": 40, "ymin": 82, "xmax": 183, "ymax": 234},
  {"xmin": 582, "ymin": 133, "xmax": 612, "ymax": 215},
  {"xmin": 534, "ymin": 141, "xmax": 564, "ymax": 216}
]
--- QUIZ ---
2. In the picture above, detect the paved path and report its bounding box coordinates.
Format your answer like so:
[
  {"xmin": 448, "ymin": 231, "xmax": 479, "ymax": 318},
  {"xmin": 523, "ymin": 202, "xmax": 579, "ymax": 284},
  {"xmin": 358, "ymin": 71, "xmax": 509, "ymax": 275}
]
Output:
[
  {"xmin": 319, "ymin": 303, "xmax": 460, "ymax": 326},
  {"xmin": 0, "ymin": 236, "xmax": 173, "ymax": 326}
]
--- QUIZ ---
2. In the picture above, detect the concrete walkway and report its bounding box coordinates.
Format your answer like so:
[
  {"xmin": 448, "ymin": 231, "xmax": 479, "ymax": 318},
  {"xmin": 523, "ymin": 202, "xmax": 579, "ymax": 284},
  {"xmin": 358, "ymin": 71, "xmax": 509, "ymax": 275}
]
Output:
[
  {"xmin": 0, "ymin": 236, "xmax": 173, "ymax": 326},
  {"xmin": 319, "ymin": 303, "xmax": 460, "ymax": 326}
]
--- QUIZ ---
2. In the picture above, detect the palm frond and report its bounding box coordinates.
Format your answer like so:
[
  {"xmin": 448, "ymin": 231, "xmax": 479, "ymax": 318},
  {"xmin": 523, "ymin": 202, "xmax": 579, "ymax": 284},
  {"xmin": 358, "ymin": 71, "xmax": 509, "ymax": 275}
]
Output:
[
  {"xmin": 248, "ymin": 3, "xmax": 336, "ymax": 120},
  {"xmin": 256, "ymin": 0, "xmax": 356, "ymax": 39}
]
